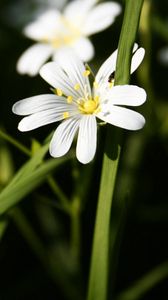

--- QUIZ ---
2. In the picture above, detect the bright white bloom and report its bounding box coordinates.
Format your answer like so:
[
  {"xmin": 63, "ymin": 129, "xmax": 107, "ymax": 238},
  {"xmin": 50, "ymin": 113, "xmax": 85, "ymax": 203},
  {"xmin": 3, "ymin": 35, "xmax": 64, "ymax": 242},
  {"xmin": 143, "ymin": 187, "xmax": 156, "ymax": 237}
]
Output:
[
  {"xmin": 13, "ymin": 46, "xmax": 146, "ymax": 164},
  {"xmin": 16, "ymin": 0, "xmax": 121, "ymax": 76}
]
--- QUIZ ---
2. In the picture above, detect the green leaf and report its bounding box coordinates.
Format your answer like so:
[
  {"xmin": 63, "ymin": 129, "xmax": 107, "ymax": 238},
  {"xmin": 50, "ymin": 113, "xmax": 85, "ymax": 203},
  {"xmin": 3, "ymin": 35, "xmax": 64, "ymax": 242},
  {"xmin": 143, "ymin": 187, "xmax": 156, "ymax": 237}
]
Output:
[
  {"xmin": 116, "ymin": 261, "xmax": 168, "ymax": 300},
  {"xmin": 0, "ymin": 153, "xmax": 73, "ymax": 215},
  {"xmin": 9, "ymin": 143, "xmax": 49, "ymax": 186},
  {"xmin": 0, "ymin": 218, "xmax": 8, "ymax": 240}
]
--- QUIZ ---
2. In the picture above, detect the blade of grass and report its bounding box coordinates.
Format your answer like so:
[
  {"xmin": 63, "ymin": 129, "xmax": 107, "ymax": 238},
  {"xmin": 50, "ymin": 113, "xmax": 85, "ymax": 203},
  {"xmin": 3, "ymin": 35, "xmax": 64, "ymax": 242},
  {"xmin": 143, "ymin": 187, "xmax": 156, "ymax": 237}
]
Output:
[
  {"xmin": 116, "ymin": 261, "xmax": 168, "ymax": 300},
  {"xmin": 0, "ymin": 154, "xmax": 73, "ymax": 215},
  {"xmin": 0, "ymin": 218, "xmax": 8, "ymax": 240},
  {"xmin": 0, "ymin": 129, "xmax": 31, "ymax": 156},
  {"xmin": 87, "ymin": 1, "xmax": 144, "ymax": 300}
]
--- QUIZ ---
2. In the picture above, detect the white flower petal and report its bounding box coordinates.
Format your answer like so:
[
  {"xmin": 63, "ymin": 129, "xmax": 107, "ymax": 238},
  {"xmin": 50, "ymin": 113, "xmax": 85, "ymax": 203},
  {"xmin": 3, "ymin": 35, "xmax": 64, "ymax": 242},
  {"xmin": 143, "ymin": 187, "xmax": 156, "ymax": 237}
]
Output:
[
  {"xmin": 17, "ymin": 100, "xmax": 77, "ymax": 131},
  {"xmin": 24, "ymin": 9, "xmax": 61, "ymax": 40},
  {"xmin": 96, "ymin": 44, "xmax": 145, "ymax": 85},
  {"xmin": 72, "ymin": 37, "xmax": 95, "ymax": 62},
  {"xmin": 17, "ymin": 43, "xmax": 53, "ymax": 76},
  {"xmin": 12, "ymin": 94, "xmax": 77, "ymax": 115},
  {"xmin": 40, "ymin": 61, "xmax": 81, "ymax": 98},
  {"xmin": 95, "ymin": 49, "xmax": 118, "ymax": 85},
  {"xmin": 13, "ymin": 94, "xmax": 59, "ymax": 115},
  {"xmin": 55, "ymin": 48, "xmax": 91, "ymax": 96},
  {"xmin": 131, "ymin": 47, "xmax": 145, "ymax": 74},
  {"xmin": 82, "ymin": 2, "xmax": 121, "ymax": 36},
  {"xmin": 18, "ymin": 110, "xmax": 61, "ymax": 132},
  {"xmin": 97, "ymin": 106, "xmax": 145, "ymax": 130},
  {"xmin": 103, "ymin": 85, "xmax": 147, "ymax": 106},
  {"xmin": 76, "ymin": 115, "xmax": 97, "ymax": 164},
  {"xmin": 64, "ymin": 0, "xmax": 97, "ymax": 22},
  {"xmin": 133, "ymin": 43, "xmax": 139, "ymax": 53},
  {"xmin": 50, "ymin": 117, "xmax": 80, "ymax": 157}
]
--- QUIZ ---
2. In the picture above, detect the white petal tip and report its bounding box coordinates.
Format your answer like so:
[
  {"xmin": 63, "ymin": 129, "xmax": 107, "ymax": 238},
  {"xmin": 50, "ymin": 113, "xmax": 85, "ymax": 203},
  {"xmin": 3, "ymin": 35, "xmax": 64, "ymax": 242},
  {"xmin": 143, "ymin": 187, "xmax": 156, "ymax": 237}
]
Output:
[
  {"xmin": 39, "ymin": 62, "xmax": 56, "ymax": 81},
  {"xmin": 131, "ymin": 116, "xmax": 146, "ymax": 131},
  {"xmin": 140, "ymin": 88, "xmax": 147, "ymax": 104},
  {"xmin": 16, "ymin": 62, "xmax": 38, "ymax": 77},
  {"xmin": 77, "ymin": 156, "xmax": 94, "ymax": 164},
  {"xmin": 49, "ymin": 148, "xmax": 64, "ymax": 158},
  {"xmin": 17, "ymin": 119, "xmax": 35, "ymax": 132},
  {"xmin": 18, "ymin": 123, "xmax": 27, "ymax": 132}
]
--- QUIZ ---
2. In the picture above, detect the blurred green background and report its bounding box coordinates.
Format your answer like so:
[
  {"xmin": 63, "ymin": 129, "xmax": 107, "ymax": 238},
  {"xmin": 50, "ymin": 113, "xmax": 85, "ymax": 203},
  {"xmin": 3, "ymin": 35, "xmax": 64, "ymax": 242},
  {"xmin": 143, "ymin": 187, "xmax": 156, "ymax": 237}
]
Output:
[{"xmin": 0, "ymin": 0, "xmax": 168, "ymax": 299}]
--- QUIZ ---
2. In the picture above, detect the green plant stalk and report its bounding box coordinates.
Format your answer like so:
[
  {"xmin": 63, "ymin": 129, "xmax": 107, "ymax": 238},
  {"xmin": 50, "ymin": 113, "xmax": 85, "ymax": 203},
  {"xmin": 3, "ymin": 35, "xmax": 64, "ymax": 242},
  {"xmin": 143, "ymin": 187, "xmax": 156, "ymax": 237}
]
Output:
[
  {"xmin": 87, "ymin": 1, "xmax": 144, "ymax": 300},
  {"xmin": 47, "ymin": 175, "xmax": 71, "ymax": 212},
  {"xmin": 9, "ymin": 208, "xmax": 47, "ymax": 266},
  {"xmin": 70, "ymin": 196, "xmax": 81, "ymax": 260},
  {"xmin": 0, "ymin": 129, "xmax": 31, "ymax": 156},
  {"xmin": 138, "ymin": 0, "xmax": 159, "ymax": 135},
  {"xmin": 0, "ymin": 218, "xmax": 8, "ymax": 240},
  {"xmin": 116, "ymin": 260, "xmax": 168, "ymax": 300}
]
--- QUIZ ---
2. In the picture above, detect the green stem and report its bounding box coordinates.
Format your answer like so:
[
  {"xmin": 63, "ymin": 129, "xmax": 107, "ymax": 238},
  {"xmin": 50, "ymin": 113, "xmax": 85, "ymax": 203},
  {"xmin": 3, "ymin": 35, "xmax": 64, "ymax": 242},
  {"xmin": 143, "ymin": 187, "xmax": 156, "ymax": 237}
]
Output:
[
  {"xmin": 10, "ymin": 207, "xmax": 83, "ymax": 300},
  {"xmin": 70, "ymin": 196, "xmax": 81, "ymax": 260},
  {"xmin": 47, "ymin": 175, "xmax": 71, "ymax": 212},
  {"xmin": 87, "ymin": 129, "xmax": 121, "ymax": 300},
  {"xmin": 116, "ymin": 261, "xmax": 168, "ymax": 300},
  {"xmin": 0, "ymin": 129, "xmax": 31, "ymax": 156},
  {"xmin": 87, "ymin": 1, "xmax": 144, "ymax": 300},
  {"xmin": 138, "ymin": 0, "xmax": 158, "ymax": 132},
  {"xmin": 9, "ymin": 207, "xmax": 47, "ymax": 267},
  {"xmin": 0, "ymin": 217, "xmax": 8, "ymax": 240},
  {"xmin": 115, "ymin": 0, "xmax": 144, "ymax": 84}
]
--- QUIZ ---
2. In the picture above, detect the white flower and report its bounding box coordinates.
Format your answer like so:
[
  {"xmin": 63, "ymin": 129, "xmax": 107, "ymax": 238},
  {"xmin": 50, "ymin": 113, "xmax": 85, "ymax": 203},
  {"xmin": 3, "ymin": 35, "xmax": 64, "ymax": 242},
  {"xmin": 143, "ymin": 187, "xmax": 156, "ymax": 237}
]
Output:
[
  {"xmin": 16, "ymin": 0, "xmax": 121, "ymax": 76},
  {"xmin": 13, "ymin": 46, "xmax": 146, "ymax": 164}
]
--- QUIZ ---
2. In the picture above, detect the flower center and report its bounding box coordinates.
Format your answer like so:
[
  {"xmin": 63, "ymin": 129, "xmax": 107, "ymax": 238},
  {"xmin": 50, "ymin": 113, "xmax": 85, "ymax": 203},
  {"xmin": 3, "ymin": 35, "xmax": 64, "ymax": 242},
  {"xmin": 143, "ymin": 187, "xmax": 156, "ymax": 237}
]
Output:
[
  {"xmin": 44, "ymin": 17, "xmax": 81, "ymax": 48},
  {"xmin": 78, "ymin": 96, "xmax": 100, "ymax": 114},
  {"xmin": 83, "ymin": 100, "xmax": 97, "ymax": 113}
]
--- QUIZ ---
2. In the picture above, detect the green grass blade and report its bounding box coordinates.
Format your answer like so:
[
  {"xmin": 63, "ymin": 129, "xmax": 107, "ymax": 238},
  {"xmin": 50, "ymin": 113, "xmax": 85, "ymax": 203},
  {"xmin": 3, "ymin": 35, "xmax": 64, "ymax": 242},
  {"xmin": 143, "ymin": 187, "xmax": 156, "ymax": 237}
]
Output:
[
  {"xmin": 0, "ymin": 154, "xmax": 73, "ymax": 215},
  {"xmin": 87, "ymin": 1, "xmax": 144, "ymax": 299},
  {"xmin": 9, "ymin": 143, "xmax": 49, "ymax": 186},
  {"xmin": 116, "ymin": 261, "xmax": 168, "ymax": 300},
  {"xmin": 0, "ymin": 218, "xmax": 8, "ymax": 240}
]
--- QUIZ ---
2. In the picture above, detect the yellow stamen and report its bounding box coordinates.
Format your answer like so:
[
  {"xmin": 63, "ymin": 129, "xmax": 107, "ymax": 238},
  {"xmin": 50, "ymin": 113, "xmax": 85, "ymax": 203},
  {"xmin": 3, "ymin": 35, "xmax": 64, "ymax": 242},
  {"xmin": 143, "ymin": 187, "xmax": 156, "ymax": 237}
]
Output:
[
  {"xmin": 83, "ymin": 70, "xmax": 91, "ymax": 77},
  {"xmin": 93, "ymin": 81, "xmax": 99, "ymax": 89},
  {"xmin": 67, "ymin": 96, "xmax": 73, "ymax": 103},
  {"xmin": 56, "ymin": 88, "xmax": 63, "ymax": 96},
  {"xmin": 94, "ymin": 95, "xmax": 99, "ymax": 104},
  {"xmin": 77, "ymin": 99, "xmax": 82, "ymax": 104},
  {"xmin": 95, "ymin": 106, "xmax": 101, "ymax": 114},
  {"xmin": 74, "ymin": 83, "xmax": 80, "ymax": 91},
  {"xmin": 63, "ymin": 112, "xmax": 70, "ymax": 119}
]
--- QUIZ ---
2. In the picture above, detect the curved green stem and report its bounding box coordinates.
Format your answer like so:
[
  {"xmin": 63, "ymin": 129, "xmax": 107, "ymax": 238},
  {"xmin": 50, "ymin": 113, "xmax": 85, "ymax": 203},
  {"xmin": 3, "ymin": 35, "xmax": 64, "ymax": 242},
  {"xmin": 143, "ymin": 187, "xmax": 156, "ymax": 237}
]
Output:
[
  {"xmin": 47, "ymin": 175, "xmax": 71, "ymax": 212},
  {"xmin": 87, "ymin": 1, "xmax": 144, "ymax": 300},
  {"xmin": 116, "ymin": 261, "xmax": 168, "ymax": 300}
]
